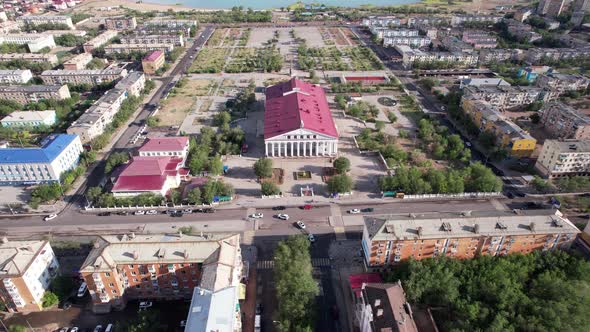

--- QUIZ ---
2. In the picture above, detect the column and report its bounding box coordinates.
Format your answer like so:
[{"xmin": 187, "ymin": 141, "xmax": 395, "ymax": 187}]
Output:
[
  {"xmin": 334, "ymin": 141, "xmax": 338, "ymax": 154},
  {"xmin": 265, "ymin": 142, "xmax": 268, "ymax": 157},
  {"xmin": 271, "ymin": 142, "xmax": 275, "ymax": 157},
  {"xmin": 284, "ymin": 142, "xmax": 287, "ymax": 157},
  {"xmin": 322, "ymin": 141, "xmax": 326, "ymax": 156},
  {"xmin": 304, "ymin": 141, "xmax": 307, "ymax": 157},
  {"xmin": 297, "ymin": 142, "xmax": 300, "ymax": 157}
]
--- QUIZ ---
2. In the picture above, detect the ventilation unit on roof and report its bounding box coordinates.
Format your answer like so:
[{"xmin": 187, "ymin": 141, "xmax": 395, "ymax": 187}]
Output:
[
  {"xmin": 441, "ymin": 222, "xmax": 452, "ymax": 232},
  {"xmin": 552, "ymin": 219, "xmax": 564, "ymax": 227},
  {"xmin": 529, "ymin": 222, "xmax": 536, "ymax": 231},
  {"xmin": 496, "ymin": 221, "xmax": 507, "ymax": 230},
  {"xmin": 417, "ymin": 227, "xmax": 423, "ymax": 236},
  {"xmin": 473, "ymin": 224, "xmax": 480, "ymax": 233}
]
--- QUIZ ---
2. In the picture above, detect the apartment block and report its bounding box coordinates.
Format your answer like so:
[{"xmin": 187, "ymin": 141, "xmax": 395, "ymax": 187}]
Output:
[
  {"xmin": 1, "ymin": 110, "xmax": 56, "ymax": 128},
  {"xmin": 536, "ymin": 140, "xmax": 590, "ymax": 178},
  {"xmin": 536, "ymin": 73, "xmax": 590, "ymax": 95},
  {"xmin": 538, "ymin": 0, "xmax": 566, "ymax": 17},
  {"xmin": 0, "ymin": 20, "xmax": 21, "ymax": 34},
  {"xmin": 0, "ymin": 34, "xmax": 56, "ymax": 53},
  {"xmin": 407, "ymin": 16, "xmax": 449, "ymax": 27},
  {"xmin": 355, "ymin": 282, "xmax": 418, "ymax": 332},
  {"xmin": 105, "ymin": 16, "xmax": 137, "ymax": 31},
  {"xmin": 461, "ymin": 96, "xmax": 536, "ymax": 157},
  {"xmin": 525, "ymin": 47, "xmax": 590, "ymax": 65},
  {"xmin": 0, "ymin": 134, "xmax": 83, "ymax": 185},
  {"xmin": 395, "ymin": 45, "xmax": 478, "ymax": 68},
  {"xmin": 450, "ymin": 14, "xmax": 502, "ymax": 27},
  {"xmin": 184, "ymin": 287, "xmax": 242, "ymax": 332},
  {"xmin": 0, "ymin": 84, "xmax": 70, "ymax": 104},
  {"xmin": 42, "ymin": 30, "xmax": 87, "ymax": 37},
  {"xmin": 104, "ymin": 43, "xmax": 174, "ymax": 55},
  {"xmin": 67, "ymin": 88, "xmax": 128, "ymax": 143},
  {"xmin": 0, "ymin": 70, "xmax": 32, "ymax": 84},
  {"xmin": 0, "ymin": 239, "xmax": 60, "ymax": 312},
  {"xmin": 137, "ymin": 25, "xmax": 192, "ymax": 36},
  {"xmin": 478, "ymin": 49, "xmax": 523, "ymax": 65},
  {"xmin": 143, "ymin": 19, "xmax": 197, "ymax": 29},
  {"xmin": 114, "ymin": 71, "xmax": 145, "ymax": 98},
  {"xmin": 0, "ymin": 53, "xmax": 58, "ymax": 65},
  {"xmin": 362, "ymin": 16, "xmax": 402, "ymax": 27},
  {"xmin": 369, "ymin": 27, "xmax": 418, "ymax": 39},
  {"xmin": 463, "ymin": 85, "xmax": 555, "ymax": 110},
  {"xmin": 362, "ymin": 210, "xmax": 579, "ymax": 266},
  {"xmin": 539, "ymin": 102, "xmax": 590, "ymax": 140},
  {"xmin": 16, "ymin": 15, "xmax": 74, "ymax": 29},
  {"xmin": 40, "ymin": 68, "xmax": 127, "ymax": 86},
  {"xmin": 383, "ymin": 35, "xmax": 430, "ymax": 48},
  {"xmin": 79, "ymin": 233, "xmax": 242, "ymax": 313},
  {"xmin": 462, "ymin": 30, "xmax": 497, "ymax": 49},
  {"xmin": 83, "ymin": 30, "xmax": 118, "ymax": 53},
  {"xmin": 506, "ymin": 20, "xmax": 542, "ymax": 43},
  {"xmin": 141, "ymin": 50, "xmax": 165, "ymax": 74},
  {"xmin": 120, "ymin": 34, "xmax": 185, "ymax": 47},
  {"xmin": 63, "ymin": 53, "xmax": 93, "ymax": 70}
]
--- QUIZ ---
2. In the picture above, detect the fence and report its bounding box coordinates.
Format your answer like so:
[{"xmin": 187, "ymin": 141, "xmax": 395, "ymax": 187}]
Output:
[
  {"xmin": 401, "ymin": 192, "xmax": 503, "ymax": 200},
  {"xmin": 84, "ymin": 202, "xmax": 219, "ymax": 212}
]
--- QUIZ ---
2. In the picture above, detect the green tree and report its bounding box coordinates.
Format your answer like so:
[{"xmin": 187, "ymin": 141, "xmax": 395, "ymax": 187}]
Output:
[
  {"xmin": 261, "ymin": 181, "xmax": 280, "ymax": 195},
  {"xmin": 41, "ymin": 291, "xmax": 59, "ymax": 308},
  {"xmin": 9, "ymin": 326, "xmax": 26, "ymax": 332},
  {"xmin": 465, "ymin": 163, "xmax": 503, "ymax": 192},
  {"xmin": 333, "ymin": 157, "xmax": 351, "ymax": 174},
  {"xmin": 208, "ymin": 155, "xmax": 224, "ymax": 176},
  {"xmin": 169, "ymin": 189, "xmax": 181, "ymax": 204},
  {"xmin": 253, "ymin": 158, "xmax": 273, "ymax": 178},
  {"xmin": 146, "ymin": 116, "xmax": 160, "ymax": 127},
  {"xmin": 274, "ymin": 235, "xmax": 318, "ymax": 331},
  {"xmin": 375, "ymin": 120, "xmax": 385, "ymax": 132},
  {"xmin": 187, "ymin": 188, "xmax": 202, "ymax": 205},
  {"xmin": 105, "ymin": 152, "xmax": 130, "ymax": 174},
  {"xmin": 327, "ymin": 174, "xmax": 353, "ymax": 194}
]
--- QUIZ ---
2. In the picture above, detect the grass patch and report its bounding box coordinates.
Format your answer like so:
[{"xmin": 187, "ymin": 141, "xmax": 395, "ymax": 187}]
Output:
[{"xmin": 189, "ymin": 48, "xmax": 228, "ymax": 73}]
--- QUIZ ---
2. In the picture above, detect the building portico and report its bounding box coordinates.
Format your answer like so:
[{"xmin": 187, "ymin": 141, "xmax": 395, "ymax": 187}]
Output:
[{"xmin": 265, "ymin": 140, "xmax": 338, "ymax": 157}]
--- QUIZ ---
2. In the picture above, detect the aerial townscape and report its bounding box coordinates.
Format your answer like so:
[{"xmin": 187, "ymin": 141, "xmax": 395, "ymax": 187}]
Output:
[{"xmin": 0, "ymin": 0, "xmax": 590, "ymax": 331}]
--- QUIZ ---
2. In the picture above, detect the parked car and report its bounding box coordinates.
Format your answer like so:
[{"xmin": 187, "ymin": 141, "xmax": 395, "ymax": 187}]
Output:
[
  {"xmin": 301, "ymin": 205, "xmax": 313, "ymax": 210},
  {"xmin": 308, "ymin": 234, "xmax": 316, "ymax": 242},
  {"xmin": 183, "ymin": 208, "xmax": 193, "ymax": 214},
  {"xmin": 44, "ymin": 213, "xmax": 58, "ymax": 221},
  {"xmin": 296, "ymin": 220, "xmax": 306, "ymax": 229},
  {"xmin": 348, "ymin": 209, "xmax": 361, "ymax": 214},
  {"xmin": 360, "ymin": 208, "xmax": 374, "ymax": 213},
  {"xmin": 59, "ymin": 328, "xmax": 69, "ymax": 332},
  {"xmin": 203, "ymin": 208, "xmax": 215, "ymax": 213},
  {"xmin": 93, "ymin": 325, "xmax": 103, "ymax": 332},
  {"xmin": 276, "ymin": 214, "xmax": 289, "ymax": 220},
  {"xmin": 171, "ymin": 211, "xmax": 183, "ymax": 217},
  {"xmin": 180, "ymin": 320, "xmax": 187, "ymax": 327},
  {"xmin": 272, "ymin": 206, "xmax": 286, "ymax": 210},
  {"xmin": 62, "ymin": 301, "xmax": 72, "ymax": 310},
  {"xmin": 116, "ymin": 211, "xmax": 129, "ymax": 216},
  {"xmin": 134, "ymin": 210, "xmax": 145, "ymax": 215},
  {"xmin": 251, "ymin": 212, "xmax": 263, "ymax": 219},
  {"xmin": 146, "ymin": 210, "xmax": 158, "ymax": 215},
  {"xmin": 77, "ymin": 282, "xmax": 87, "ymax": 297},
  {"xmin": 97, "ymin": 212, "xmax": 111, "ymax": 217},
  {"xmin": 256, "ymin": 303, "xmax": 263, "ymax": 314},
  {"xmin": 105, "ymin": 324, "xmax": 113, "ymax": 332},
  {"xmin": 139, "ymin": 301, "xmax": 153, "ymax": 309},
  {"xmin": 70, "ymin": 328, "xmax": 79, "ymax": 332}
]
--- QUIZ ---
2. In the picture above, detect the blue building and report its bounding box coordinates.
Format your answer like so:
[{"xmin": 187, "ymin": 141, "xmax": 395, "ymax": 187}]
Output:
[
  {"xmin": 517, "ymin": 66, "xmax": 553, "ymax": 82},
  {"xmin": 0, "ymin": 134, "xmax": 83, "ymax": 185}
]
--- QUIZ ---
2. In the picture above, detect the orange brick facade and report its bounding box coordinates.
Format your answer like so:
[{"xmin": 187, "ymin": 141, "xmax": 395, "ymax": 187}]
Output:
[{"xmin": 0, "ymin": 277, "xmax": 40, "ymax": 312}]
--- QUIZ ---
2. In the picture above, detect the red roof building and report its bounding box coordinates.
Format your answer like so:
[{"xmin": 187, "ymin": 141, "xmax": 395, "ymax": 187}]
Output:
[
  {"xmin": 340, "ymin": 74, "xmax": 390, "ymax": 85},
  {"xmin": 349, "ymin": 273, "xmax": 383, "ymax": 298},
  {"xmin": 138, "ymin": 136, "xmax": 190, "ymax": 164},
  {"xmin": 264, "ymin": 78, "xmax": 338, "ymax": 157}
]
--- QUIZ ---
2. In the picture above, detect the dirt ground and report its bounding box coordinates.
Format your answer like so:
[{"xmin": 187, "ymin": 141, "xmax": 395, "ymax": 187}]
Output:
[{"xmin": 156, "ymin": 79, "xmax": 212, "ymax": 127}]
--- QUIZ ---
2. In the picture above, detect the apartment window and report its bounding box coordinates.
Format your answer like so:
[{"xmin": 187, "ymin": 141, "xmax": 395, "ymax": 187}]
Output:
[
  {"xmin": 135, "ymin": 285, "xmax": 140, "ymax": 289},
  {"xmin": 131, "ymin": 271, "xmax": 137, "ymax": 276},
  {"xmin": 112, "ymin": 290, "xmax": 117, "ymax": 294},
  {"xmin": 129, "ymin": 265, "xmax": 134, "ymax": 268},
  {"xmin": 109, "ymin": 283, "xmax": 114, "ymax": 287},
  {"xmin": 105, "ymin": 272, "xmax": 111, "ymax": 277},
  {"xmin": 133, "ymin": 278, "xmax": 138, "ymax": 282}
]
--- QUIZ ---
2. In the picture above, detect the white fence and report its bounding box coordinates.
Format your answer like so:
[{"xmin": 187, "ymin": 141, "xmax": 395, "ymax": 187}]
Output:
[{"xmin": 402, "ymin": 192, "xmax": 503, "ymax": 200}]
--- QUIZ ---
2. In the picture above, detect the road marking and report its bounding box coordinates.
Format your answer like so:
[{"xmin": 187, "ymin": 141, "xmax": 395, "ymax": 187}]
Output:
[{"xmin": 256, "ymin": 258, "xmax": 331, "ymax": 270}]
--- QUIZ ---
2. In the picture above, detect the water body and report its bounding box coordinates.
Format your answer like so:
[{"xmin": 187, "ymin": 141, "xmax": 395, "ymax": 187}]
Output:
[{"xmin": 146, "ymin": 0, "xmax": 420, "ymax": 10}]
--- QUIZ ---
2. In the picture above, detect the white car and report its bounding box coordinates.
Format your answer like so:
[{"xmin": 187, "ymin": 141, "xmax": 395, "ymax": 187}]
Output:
[
  {"xmin": 348, "ymin": 209, "xmax": 361, "ymax": 214},
  {"xmin": 44, "ymin": 213, "xmax": 58, "ymax": 221},
  {"xmin": 93, "ymin": 326, "xmax": 102, "ymax": 332},
  {"xmin": 146, "ymin": 210, "xmax": 158, "ymax": 215},
  {"xmin": 105, "ymin": 324, "xmax": 113, "ymax": 332},
  {"xmin": 251, "ymin": 212, "xmax": 263, "ymax": 219},
  {"xmin": 70, "ymin": 328, "xmax": 79, "ymax": 332},
  {"xmin": 277, "ymin": 214, "xmax": 289, "ymax": 220},
  {"xmin": 134, "ymin": 210, "xmax": 145, "ymax": 215},
  {"xmin": 139, "ymin": 301, "xmax": 153, "ymax": 309},
  {"xmin": 77, "ymin": 282, "xmax": 87, "ymax": 297},
  {"xmin": 59, "ymin": 328, "xmax": 69, "ymax": 332},
  {"xmin": 308, "ymin": 234, "xmax": 316, "ymax": 242},
  {"xmin": 296, "ymin": 220, "xmax": 306, "ymax": 229},
  {"xmin": 183, "ymin": 208, "xmax": 193, "ymax": 214}
]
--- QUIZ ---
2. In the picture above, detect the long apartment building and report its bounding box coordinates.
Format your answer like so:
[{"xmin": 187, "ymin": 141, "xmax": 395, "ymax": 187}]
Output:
[
  {"xmin": 63, "ymin": 53, "xmax": 93, "ymax": 70},
  {"xmin": 120, "ymin": 34, "xmax": 185, "ymax": 47},
  {"xmin": 16, "ymin": 15, "xmax": 74, "ymax": 29},
  {"xmin": 536, "ymin": 140, "xmax": 590, "ymax": 178},
  {"xmin": 83, "ymin": 30, "xmax": 118, "ymax": 53},
  {"xmin": 104, "ymin": 43, "xmax": 174, "ymax": 55},
  {"xmin": 0, "ymin": 70, "xmax": 32, "ymax": 84},
  {"xmin": 462, "ymin": 96, "xmax": 536, "ymax": 157},
  {"xmin": 40, "ymin": 68, "xmax": 127, "ymax": 86},
  {"xmin": 525, "ymin": 47, "xmax": 590, "ymax": 65},
  {"xmin": 0, "ymin": 53, "xmax": 58, "ymax": 65},
  {"xmin": 137, "ymin": 25, "xmax": 192, "ymax": 36},
  {"xmin": 0, "ymin": 84, "xmax": 71, "ymax": 104},
  {"xmin": 79, "ymin": 233, "xmax": 242, "ymax": 313},
  {"xmin": 383, "ymin": 35, "xmax": 430, "ymax": 48},
  {"xmin": 362, "ymin": 16, "xmax": 402, "ymax": 27},
  {"xmin": 362, "ymin": 210, "xmax": 579, "ymax": 266},
  {"xmin": 0, "ymin": 34, "xmax": 56, "ymax": 53},
  {"xmin": 478, "ymin": 48, "xmax": 523, "ymax": 65},
  {"xmin": 536, "ymin": 73, "xmax": 590, "ymax": 95},
  {"xmin": 539, "ymin": 102, "xmax": 590, "ymax": 140},
  {"xmin": 407, "ymin": 16, "xmax": 449, "ymax": 27},
  {"xmin": 105, "ymin": 16, "xmax": 137, "ymax": 31},
  {"xmin": 462, "ymin": 30, "xmax": 497, "ymax": 48},
  {"xmin": 463, "ymin": 85, "xmax": 556, "ymax": 110},
  {"xmin": 395, "ymin": 45, "xmax": 478, "ymax": 68},
  {"xmin": 143, "ymin": 19, "xmax": 197, "ymax": 29},
  {"xmin": 369, "ymin": 27, "xmax": 418, "ymax": 39},
  {"xmin": 67, "ymin": 72, "xmax": 145, "ymax": 143},
  {"xmin": 0, "ymin": 239, "xmax": 60, "ymax": 312},
  {"xmin": 0, "ymin": 134, "xmax": 83, "ymax": 185},
  {"xmin": 450, "ymin": 14, "xmax": 502, "ymax": 27}
]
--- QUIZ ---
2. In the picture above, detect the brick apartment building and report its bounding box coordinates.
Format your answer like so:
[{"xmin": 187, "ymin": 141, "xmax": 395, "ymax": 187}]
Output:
[
  {"xmin": 79, "ymin": 233, "xmax": 242, "ymax": 313},
  {"xmin": 362, "ymin": 210, "xmax": 579, "ymax": 267},
  {"xmin": 539, "ymin": 102, "xmax": 590, "ymax": 140}
]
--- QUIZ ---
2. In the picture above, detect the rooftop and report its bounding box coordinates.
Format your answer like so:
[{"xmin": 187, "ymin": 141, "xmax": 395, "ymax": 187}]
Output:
[
  {"xmin": 40, "ymin": 68, "xmax": 126, "ymax": 76},
  {"xmin": 0, "ymin": 84, "xmax": 65, "ymax": 93},
  {"xmin": 1, "ymin": 110, "xmax": 55, "ymax": 123},
  {"xmin": 139, "ymin": 136, "xmax": 189, "ymax": 153},
  {"xmin": 111, "ymin": 156, "xmax": 184, "ymax": 192},
  {"xmin": 143, "ymin": 50, "xmax": 164, "ymax": 62},
  {"xmin": 0, "ymin": 239, "xmax": 47, "ymax": 277},
  {"xmin": 461, "ymin": 78, "xmax": 510, "ymax": 87},
  {"xmin": 362, "ymin": 282, "xmax": 418, "ymax": 332},
  {"xmin": 0, "ymin": 134, "xmax": 78, "ymax": 164},
  {"xmin": 543, "ymin": 139, "xmax": 590, "ymax": 153},
  {"xmin": 185, "ymin": 287, "xmax": 238, "ymax": 332},
  {"xmin": 365, "ymin": 210, "xmax": 580, "ymax": 241}
]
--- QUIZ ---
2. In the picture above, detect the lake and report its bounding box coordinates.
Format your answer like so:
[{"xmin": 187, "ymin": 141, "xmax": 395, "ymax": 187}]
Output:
[{"xmin": 147, "ymin": 0, "xmax": 420, "ymax": 10}]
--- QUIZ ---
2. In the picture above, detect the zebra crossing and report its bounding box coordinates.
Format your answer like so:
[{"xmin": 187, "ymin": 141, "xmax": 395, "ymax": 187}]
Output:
[{"xmin": 256, "ymin": 258, "xmax": 332, "ymax": 270}]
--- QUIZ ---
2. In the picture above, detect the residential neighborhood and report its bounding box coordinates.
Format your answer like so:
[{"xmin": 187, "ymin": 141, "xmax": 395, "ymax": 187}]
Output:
[{"xmin": 0, "ymin": 0, "xmax": 589, "ymax": 332}]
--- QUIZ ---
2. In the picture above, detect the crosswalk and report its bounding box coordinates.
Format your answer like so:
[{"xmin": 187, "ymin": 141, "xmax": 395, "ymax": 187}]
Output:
[{"xmin": 256, "ymin": 258, "xmax": 332, "ymax": 270}]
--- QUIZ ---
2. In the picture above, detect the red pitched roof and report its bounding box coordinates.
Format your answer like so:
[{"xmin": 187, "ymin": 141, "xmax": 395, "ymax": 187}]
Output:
[
  {"xmin": 143, "ymin": 50, "xmax": 164, "ymax": 62},
  {"xmin": 349, "ymin": 273, "xmax": 383, "ymax": 297},
  {"xmin": 264, "ymin": 78, "xmax": 338, "ymax": 139},
  {"xmin": 138, "ymin": 137, "xmax": 189, "ymax": 153},
  {"xmin": 112, "ymin": 156, "xmax": 183, "ymax": 192}
]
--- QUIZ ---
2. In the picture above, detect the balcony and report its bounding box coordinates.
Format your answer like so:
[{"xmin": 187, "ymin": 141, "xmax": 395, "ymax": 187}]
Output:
[
  {"xmin": 92, "ymin": 273, "xmax": 102, "ymax": 282},
  {"xmin": 2, "ymin": 279, "xmax": 13, "ymax": 287},
  {"xmin": 167, "ymin": 264, "xmax": 175, "ymax": 273},
  {"xmin": 148, "ymin": 265, "xmax": 156, "ymax": 273},
  {"xmin": 99, "ymin": 294, "xmax": 110, "ymax": 303}
]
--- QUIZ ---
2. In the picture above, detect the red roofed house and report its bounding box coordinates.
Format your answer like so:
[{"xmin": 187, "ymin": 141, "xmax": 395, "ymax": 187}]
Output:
[
  {"xmin": 111, "ymin": 137, "xmax": 190, "ymax": 197},
  {"xmin": 142, "ymin": 50, "xmax": 165, "ymax": 74},
  {"xmin": 264, "ymin": 78, "xmax": 338, "ymax": 157}
]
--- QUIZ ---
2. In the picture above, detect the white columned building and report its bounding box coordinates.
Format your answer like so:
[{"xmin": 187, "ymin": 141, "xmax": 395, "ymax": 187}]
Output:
[{"xmin": 263, "ymin": 78, "xmax": 338, "ymax": 157}]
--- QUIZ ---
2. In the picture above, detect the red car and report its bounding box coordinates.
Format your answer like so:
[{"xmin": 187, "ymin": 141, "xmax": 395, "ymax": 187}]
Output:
[{"xmin": 301, "ymin": 205, "xmax": 313, "ymax": 210}]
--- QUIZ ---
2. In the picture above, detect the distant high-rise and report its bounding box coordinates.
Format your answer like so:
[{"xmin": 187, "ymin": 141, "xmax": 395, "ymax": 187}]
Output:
[
  {"xmin": 538, "ymin": 0, "xmax": 567, "ymax": 17},
  {"xmin": 574, "ymin": 0, "xmax": 590, "ymax": 11}
]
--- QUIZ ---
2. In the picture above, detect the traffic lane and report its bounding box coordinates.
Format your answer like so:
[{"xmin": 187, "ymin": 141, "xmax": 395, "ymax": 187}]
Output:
[
  {"xmin": 340, "ymin": 199, "xmax": 498, "ymax": 215},
  {"xmin": 254, "ymin": 206, "xmax": 331, "ymax": 223}
]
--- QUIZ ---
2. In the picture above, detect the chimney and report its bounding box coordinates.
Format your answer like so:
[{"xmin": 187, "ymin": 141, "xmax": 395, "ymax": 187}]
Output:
[
  {"xmin": 93, "ymin": 240, "xmax": 100, "ymax": 249},
  {"xmin": 184, "ymin": 249, "xmax": 189, "ymax": 259},
  {"xmin": 374, "ymin": 299, "xmax": 381, "ymax": 307},
  {"xmin": 0, "ymin": 237, "xmax": 8, "ymax": 244},
  {"xmin": 129, "ymin": 232, "xmax": 135, "ymax": 239},
  {"xmin": 376, "ymin": 308, "xmax": 383, "ymax": 317},
  {"xmin": 133, "ymin": 251, "xmax": 138, "ymax": 260}
]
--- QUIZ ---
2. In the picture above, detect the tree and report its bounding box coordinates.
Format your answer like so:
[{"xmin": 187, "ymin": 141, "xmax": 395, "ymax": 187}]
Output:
[
  {"xmin": 274, "ymin": 235, "xmax": 318, "ymax": 331},
  {"xmin": 261, "ymin": 181, "xmax": 280, "ymax": 195},
  {"xmin": 41, "ymin": 291, "xmax": 59, "ymax": 308},
  {"xmin": 187, "ymin": 188, "xmax": 202, "ymax": 205},
  {"xmin": 213, "ymin": 111, "xmax": 231, "ymax": 127},
  {"xmin": 208, "ymin": 155, "xmax": 224, "ymax": 176},
  {"xmin": 465, "ymin": 163, "xmax": 503, "ymax": 192},
  {"xmin": 253, "ymin": 158, "xmax": 273, "ymax": 178},
  {"xmin": 333, "ymin": 157, "xmax": 351, "ymax": 174},
  {"xmin": 327, "ymin": 174, "xmax": 353, "ymax": 194},
  {"xmin": 8, "ymin": 326, "xmax": 25, "ymax": 332},
  {"xmin": 105, "ymin": 152, "xmax": 129, "ymax": 174},
  {"xmin": 169, "ymin": 189, "xmax": 181, "ymax": 204},
  {"xmin": 86, "ymin": 187, "xmax": 103, "ymax": 204},
  {"xmin": 146, "ymin": 116, "xmax": 160, "ymax": 127}
]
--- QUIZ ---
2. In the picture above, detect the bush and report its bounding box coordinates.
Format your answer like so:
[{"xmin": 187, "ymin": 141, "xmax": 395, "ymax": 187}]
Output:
[
  {"xmin": 333, "ymin": 157, "xmax": 351, "ymax": 174},
  {"xmin": 327, "ymin": 174, "xmax": 353, "ymax": 194},
  {"xmin": 254, "ymin": 158, "xmax": 273, "ymax": 178},
  {"xmin": 261, "ymin": 182, "xmax": 280, "ymax": 195},
  {"xmin": 41, "ymin": 291, "xmax": 59, "ymax": 308}
]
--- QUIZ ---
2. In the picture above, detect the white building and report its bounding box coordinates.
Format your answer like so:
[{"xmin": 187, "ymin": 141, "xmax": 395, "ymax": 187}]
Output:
[
  {"xmin": 0, "ymin": 69, "xmax": 32, "ymax": 84},
  {"xmin": 138, "ymin": 137, "xmax": 189, "ymax": 161},
  {"xmin": 104, "ymin": 43, "xmax": 174, "ymax": 55},
  {"xmin": 83, "ymin": 30, "xmax": 118, "ymax": 53},
  {"xmin": 0, "ymin": 53, "xmax": 59, "ymax": 65},
  {"xmin": 16, "ymin": 15, "xmax": 74, "ymax": 29},
  {"xmin": 369, "ymin": 27, "xmax": 418, "ymax": 39},
  {"xmin": 535, "ymin": 140, "xmax": 590, "ymax": 178},
  {"xmin": 40, "ymin": 68, "xmax": 128, "ymax": 86},
  {"xmin": 0, "ymin": 84, "xmax": 71, "ymax": 104},
  {"xmin": 383, "ymin": 36, "xmax": 430, "ymax": 48},
  {"xmin": 361, "ymin": 16, "xmax": 402, "ymax": 27},
  {"xmin": 0, "ymin": 134, "xmax": 82, "ymax": 185},
  {"xmin": 114, "ymin": 71, "xmax": 145, "ymax": 97},
  {"xmin": 1, "ymin": 110, "xmax": 56, "ymax": 128},
  {"xmin": 63, "ymin": 53, "xmax": 93, "ymax": 70},
  {"xmin": 264, "ymin": 78, "xmax": 339, "ymax": 157},
  {"xmin": 184, "ymin": 287, "xmax": 242, "ymax": 332},
  {"xmin": 0, "ymin": 34, "xmax": 56, "ymax": 53},
  {"xmin": 120, "ymin": 34, "xmax": 185, "ymax": 47},
  {"xmin": 0, "ymin": 239, "xmax": 60, "ymax": 312}
]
